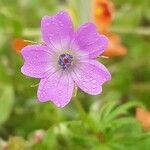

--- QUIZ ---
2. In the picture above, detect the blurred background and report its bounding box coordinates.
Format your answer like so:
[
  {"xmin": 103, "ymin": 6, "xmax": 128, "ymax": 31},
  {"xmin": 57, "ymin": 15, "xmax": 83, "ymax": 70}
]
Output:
[{"xmin": 0, "ymin": 0, "xmax": 150, "ymax": 149}]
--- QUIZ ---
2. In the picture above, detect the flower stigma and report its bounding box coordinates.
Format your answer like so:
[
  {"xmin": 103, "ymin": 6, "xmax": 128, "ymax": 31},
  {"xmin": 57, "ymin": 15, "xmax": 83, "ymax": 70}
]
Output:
[{"xmin": 58, "ymin": 53, "xmax": 73, "ymax": 70}]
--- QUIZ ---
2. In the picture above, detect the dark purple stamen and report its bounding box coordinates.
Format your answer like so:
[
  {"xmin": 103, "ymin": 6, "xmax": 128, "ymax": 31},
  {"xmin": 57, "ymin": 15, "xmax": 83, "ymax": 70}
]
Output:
[{"xmin": 58, "ymin": 53, "xmax": 73, "ymax": 69}]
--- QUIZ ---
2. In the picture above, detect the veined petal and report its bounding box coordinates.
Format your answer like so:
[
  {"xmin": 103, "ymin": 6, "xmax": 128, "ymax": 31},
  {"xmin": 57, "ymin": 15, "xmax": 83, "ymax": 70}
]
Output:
[
  {"xmin": 41, "ymin": 11, "xmax": 74, "ymax": 51},
  {"xmin": 71, "ymin": 60, "xmax": 111, "ymax": 95},
  {"xmin": 38, "ymin": 70, "xmax": 74, "ymax": 107},
  {"xmin": 21, "ymin": 45, "xmax": 55, "ymax": 78},
  {"xmin": 71, "ymin": 23, "xmax": 108, "ymax": 59}
]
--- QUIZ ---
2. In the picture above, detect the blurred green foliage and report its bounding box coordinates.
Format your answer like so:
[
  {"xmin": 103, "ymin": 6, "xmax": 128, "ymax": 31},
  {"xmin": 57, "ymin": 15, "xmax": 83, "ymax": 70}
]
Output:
[{"xmin": 0, "ymin": 0, "xmax": 150, "ymax": 149}]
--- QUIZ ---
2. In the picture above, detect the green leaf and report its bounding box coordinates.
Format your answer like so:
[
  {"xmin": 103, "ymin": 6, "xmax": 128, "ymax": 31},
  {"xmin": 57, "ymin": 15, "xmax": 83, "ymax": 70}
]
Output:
[
  {"xmin": 42, "ymin": 127, "xmax": 57, "ymax": 149},
  {"xmin": 0, "ymin": 84, "xmax": 14, "ymax": 125},
  {"xmin": 105, "ymin": 101, "xmax": 142, "ymax": 123}
]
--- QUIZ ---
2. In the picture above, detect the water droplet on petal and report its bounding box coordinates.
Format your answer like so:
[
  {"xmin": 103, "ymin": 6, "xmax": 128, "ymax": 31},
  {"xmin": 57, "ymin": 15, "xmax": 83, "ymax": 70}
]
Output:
[
  {"xmin": 90, "ymin": 77, "xmax": 93, "ymax": 81},
  {"xmin": 85, "ymin": 79, "xmax": 88, "ymax": 82},
  {"xmin": 92, "ymin": 80, "xmax": 96, "ymax": 83},
  {"xmin": 92, "ymin": 85, "xmax": 96, "ymax": 89},
  {"xmin": 83, "ymin": 81, "xmax": 86, "ymax": 85}
]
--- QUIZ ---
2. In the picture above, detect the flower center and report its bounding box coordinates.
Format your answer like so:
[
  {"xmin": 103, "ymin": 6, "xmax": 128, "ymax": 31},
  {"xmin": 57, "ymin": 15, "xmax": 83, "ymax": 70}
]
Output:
[{"xmin": 58, "ymin": 53, "xmax": 73, "ymax": 70}]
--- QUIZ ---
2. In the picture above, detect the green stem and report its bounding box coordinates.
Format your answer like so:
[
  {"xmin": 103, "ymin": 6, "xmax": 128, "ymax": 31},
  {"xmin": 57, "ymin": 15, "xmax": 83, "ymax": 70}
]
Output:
[
  {"xmin": 110, "ymin": 27, "xmax": 150, "ymax": 36},
  {"xmin": 74, "ymin": 97, "xmax": 97, "ymax": 133},
  {"xmin": 24, "ymin": 40, "xmax": 39, "ymax": 44}
]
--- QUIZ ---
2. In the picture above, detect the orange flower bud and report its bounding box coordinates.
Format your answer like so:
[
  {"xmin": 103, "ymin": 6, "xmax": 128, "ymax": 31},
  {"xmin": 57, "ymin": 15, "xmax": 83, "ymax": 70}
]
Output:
[
  {"xmin": 92, "ymin": 0, "xmax": 114, "ymax": 32},
  {"xmin": 102, "ymin": 32, "xmax": 127, "ymax": 57},
  {"xmin": 136, "ymin": 107, "xmax": 150, "ymax": 131},
  {"xmin": 11, "ymin": 38, "xmax": 29, "ymax": 54}
]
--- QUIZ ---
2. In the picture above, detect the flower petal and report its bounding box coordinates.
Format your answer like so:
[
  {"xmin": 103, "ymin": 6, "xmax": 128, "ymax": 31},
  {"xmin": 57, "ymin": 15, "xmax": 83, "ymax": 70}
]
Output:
[
  {"xmin": 41, "ymin": 11, "xmax": 74, "ymax": 51},
  {"xmin": 21, "ymin": 45, "xmax": 55, "ymax": 78},
  {"xmin": 71, "ymin": 23, "xmax": 108, "ymax": 58},
  {"xmin": 72, "ymin": 60, "xmax": 111, "ymax": 95},
  {"xmin": 38, "ymin": 70, "xmax": 74, "ymax": 107}
]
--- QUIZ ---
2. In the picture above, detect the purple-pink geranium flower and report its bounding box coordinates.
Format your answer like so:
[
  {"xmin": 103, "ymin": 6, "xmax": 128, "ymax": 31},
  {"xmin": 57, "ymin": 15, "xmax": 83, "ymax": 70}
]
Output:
[{"xmin": 21, "ymin": 11, "xmax": 111, "ymax": 107}]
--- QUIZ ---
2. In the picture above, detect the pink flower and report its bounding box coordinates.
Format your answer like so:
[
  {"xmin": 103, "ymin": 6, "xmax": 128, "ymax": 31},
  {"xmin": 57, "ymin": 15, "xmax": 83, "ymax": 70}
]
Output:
[{"xmin": 21, "ymin": 11, "xmax": 111, "ymax": 107}]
